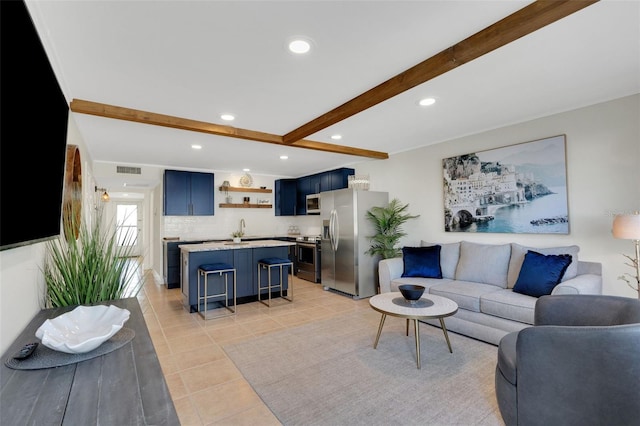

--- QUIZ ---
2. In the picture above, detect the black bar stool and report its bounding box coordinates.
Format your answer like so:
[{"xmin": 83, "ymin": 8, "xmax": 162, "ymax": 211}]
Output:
[
  {"xmin": 257, "ymin": 257, "xmax": 293, "ymax": 307},
  {"xmin": 197, "ymin": 263, "xmax": 236, "ymax": 319}
]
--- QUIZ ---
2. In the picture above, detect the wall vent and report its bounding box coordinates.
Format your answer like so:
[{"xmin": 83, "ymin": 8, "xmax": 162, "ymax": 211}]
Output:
[{"xmin": 117, "ymin": 166, "xmax": 142, "ymax": 175}]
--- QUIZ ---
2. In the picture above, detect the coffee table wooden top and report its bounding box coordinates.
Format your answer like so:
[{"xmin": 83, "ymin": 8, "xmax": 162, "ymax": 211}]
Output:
[{"xmin": 369, "ymin": 292, "xmax": 458, "ymax": 320}]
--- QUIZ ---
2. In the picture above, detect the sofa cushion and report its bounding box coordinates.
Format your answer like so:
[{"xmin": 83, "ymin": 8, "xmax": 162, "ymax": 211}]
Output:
[
  {"xmin": 513, "ymin": 250, "xmax": 573, "ymax": 297},
  {"xmin": 421, "ymin": 241, "xmax": 460, "ymax": 279},
  {"xmin": 401, "ymin": 245, "xmax": 442, "ymax": 278},
  {"xmin": 508, "ymin": 243, "xmax": 579, "ymax": 288},
  {"xmin": 390, "ymin": 277, "xmax": 454, "ymax": 293},
  {"xmin": 429, "ymin": 280, "xmax": 502, "ymax": 312},
  {"xmin": 480, "ymin": 288, "xmax": 537, "ymax": 324},
  {"xmin": 455, "ymin": 241, "xmax": 511, "ymax": 288}
]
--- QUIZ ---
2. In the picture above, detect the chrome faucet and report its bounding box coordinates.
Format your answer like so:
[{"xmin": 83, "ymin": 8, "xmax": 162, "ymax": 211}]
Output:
[{"xmin": 240, "ymin": 218, "xmax": 246, "ymax": 235}]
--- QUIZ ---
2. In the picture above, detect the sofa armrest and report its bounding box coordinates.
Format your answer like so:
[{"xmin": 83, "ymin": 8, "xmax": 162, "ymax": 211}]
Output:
[
  {"xmin": 551, "ymin": 273, "xmax": 602, "ymax": 295},
  {"xmin": 378, "ymin": 257, "xmax": 403, "ymax": 293}
]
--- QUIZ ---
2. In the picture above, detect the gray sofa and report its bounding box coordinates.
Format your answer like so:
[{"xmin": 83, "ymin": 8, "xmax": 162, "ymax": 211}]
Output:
[{"xmin": 378, "ymin": 240, "xmax": 603, "ymax": 345}]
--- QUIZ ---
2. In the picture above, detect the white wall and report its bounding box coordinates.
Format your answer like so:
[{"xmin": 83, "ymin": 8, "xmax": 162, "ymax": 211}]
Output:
[{"xmin": 355, "ymin": 94, "xmax": 640, "ymax": 297}]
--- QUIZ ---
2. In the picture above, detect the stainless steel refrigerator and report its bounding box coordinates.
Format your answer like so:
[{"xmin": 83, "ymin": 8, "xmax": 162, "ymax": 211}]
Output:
[{"xmin": 321, "ymin": 188, "xmax": 389, "ymax": 298}]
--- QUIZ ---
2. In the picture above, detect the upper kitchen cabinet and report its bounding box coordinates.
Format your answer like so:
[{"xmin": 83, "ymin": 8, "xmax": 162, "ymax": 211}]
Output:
[
  {"xmin": 326, "ymin": 168, "xmax": 355, "ymax": 190},
  {"xmin": 163, "ymin": 170, "xmax": 215, "ymax": 216},
  {"xmin": 276, "ymin": 168, "xmax": 355, "ymax": 216},
  {"xmin": 275, "ymin": 179, "xmax": 297, "ymax": 216},
  {"xmin": 296, "ymin": 176, "xmax": 311, "ymax": 215}
]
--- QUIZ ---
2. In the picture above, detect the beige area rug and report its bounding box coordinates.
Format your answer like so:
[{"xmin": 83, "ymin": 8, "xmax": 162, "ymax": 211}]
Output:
[{"xmin": 223, "ymin": 311, "xmax": 503, "ymax": 426}]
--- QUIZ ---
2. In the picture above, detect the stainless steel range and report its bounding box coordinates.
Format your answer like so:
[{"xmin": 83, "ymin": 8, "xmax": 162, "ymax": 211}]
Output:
[{"xmin": 296, "ymin": 236, "xmax": 321, "ymax": 283}]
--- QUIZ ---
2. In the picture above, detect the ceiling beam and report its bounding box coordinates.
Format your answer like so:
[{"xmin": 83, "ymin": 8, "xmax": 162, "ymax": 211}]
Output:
[
  {"xmin": 282, "ymin": 0, "xmax": 599, "ymax": 144},
  {"xmin": 69, "ymin": 99, "xmax": 389, "ymax": 160}
]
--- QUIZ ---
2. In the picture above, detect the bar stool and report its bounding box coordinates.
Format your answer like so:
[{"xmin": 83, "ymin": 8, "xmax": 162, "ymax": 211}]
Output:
[
  {"xmin": 257, "ymin": 257, "xmax": 293, "ymax": 307},
  {"xmin": 197, "ymin": 263, "xmax": 236, "ymax": 319}
]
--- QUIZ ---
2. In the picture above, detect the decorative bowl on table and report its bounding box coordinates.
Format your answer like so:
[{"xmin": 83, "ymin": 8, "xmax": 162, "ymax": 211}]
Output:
[
  {"xmin": 35, "ymin": 305, "xmax": 130, "ymax": 354},
  {"xmin": 398, "ymin": 285, "xmax": 425, "ymax": 304}
]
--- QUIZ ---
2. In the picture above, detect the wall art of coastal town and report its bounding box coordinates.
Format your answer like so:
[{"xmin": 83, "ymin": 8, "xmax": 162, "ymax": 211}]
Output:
[{"xmin": 443, "ymin": 134, "xmax": 569, "ymax": 234}]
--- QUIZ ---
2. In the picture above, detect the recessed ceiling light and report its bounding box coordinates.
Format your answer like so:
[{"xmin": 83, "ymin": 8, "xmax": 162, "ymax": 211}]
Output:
[
  {"xmin": 191, "ymin": 144, "xmax": 202, "ymax": 149},
  {"xmin": 220, "ymin": 114, "xmax": 235, "ymax": 121},
  {"xmin": 280, "ymin": 155, "xmax": 289, "ymax": 160},
  {"xmin": 288, "ymin": 38, "xmax": 311, "ymax": 54},
  {"xmin": 419, "ymin": 97, "xmax": 436, "ymax": 106},
  {"xmin": 330, "ymin": 134, "xmax": 342, "ymax": 140}
]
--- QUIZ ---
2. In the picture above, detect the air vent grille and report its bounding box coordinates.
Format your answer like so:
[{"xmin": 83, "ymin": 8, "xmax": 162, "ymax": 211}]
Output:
[{"xmin": 117, "ymin": 166, "xmax": 142, "ymax": 175}]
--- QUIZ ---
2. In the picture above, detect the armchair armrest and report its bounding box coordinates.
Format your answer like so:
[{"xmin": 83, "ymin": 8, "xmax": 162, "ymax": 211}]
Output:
[
  {"xmin": 516, "ymin": 324, "xmax": 640, "ymax": 425},
  {"xmin": 378, "ymin": 257, "xmax": 403, "ymax": 293}
]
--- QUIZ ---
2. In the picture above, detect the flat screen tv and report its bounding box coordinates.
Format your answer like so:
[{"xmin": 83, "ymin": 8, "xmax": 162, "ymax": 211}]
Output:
[{"xmin": 0, "ymin": 0, "xmax": 69, "ymax": 251}]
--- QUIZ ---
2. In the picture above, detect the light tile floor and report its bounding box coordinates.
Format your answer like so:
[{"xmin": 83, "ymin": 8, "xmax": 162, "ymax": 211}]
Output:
[{"xmin": 136, "ymin": 270, "xmax": 376, "ymax": 425}]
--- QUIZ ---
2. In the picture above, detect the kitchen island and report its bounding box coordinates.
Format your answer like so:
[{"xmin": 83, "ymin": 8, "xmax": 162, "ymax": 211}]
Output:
[{"xmin": 180, "ymin": 240, "xmax": 295, "ymax": 311}]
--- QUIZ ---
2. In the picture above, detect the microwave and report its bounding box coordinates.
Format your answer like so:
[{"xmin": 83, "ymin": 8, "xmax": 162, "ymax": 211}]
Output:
[{"xmin": 306, "ymin": 193, "xmax": 321, "ymax": 215}]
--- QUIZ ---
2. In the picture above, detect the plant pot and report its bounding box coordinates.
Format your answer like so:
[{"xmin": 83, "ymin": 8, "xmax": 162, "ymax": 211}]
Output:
[{"xmin": 233, "ymin": 237, "xmax": 241, "ymax": 244}]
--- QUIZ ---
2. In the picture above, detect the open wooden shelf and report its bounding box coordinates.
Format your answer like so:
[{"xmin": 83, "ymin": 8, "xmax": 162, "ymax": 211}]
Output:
[
  {"xmin": 219, "ymin": 186, "xmax": 272, "ymax": 193},
  {"xmin": 219, "ymin": 203, "xmax": 272, "ymax": 209}
]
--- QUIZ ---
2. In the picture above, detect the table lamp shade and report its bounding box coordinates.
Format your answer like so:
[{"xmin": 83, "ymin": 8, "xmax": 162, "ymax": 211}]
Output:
[{"xmin": 613, "ymin": 212, "xmax": 640, "ymax": 240}]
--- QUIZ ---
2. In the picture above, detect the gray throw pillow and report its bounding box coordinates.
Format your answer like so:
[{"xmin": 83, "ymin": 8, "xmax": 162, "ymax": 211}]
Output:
[
  {"xmin": 455, "ymin": 241, "xmax": 511, "ymax": 288},
  {"xmin": 507, "ymin": 243, "xmax": 579, "ymax": 288},
  {"xmin": 421, "ymin": 241, "xmax": 460, "ymax": 279}
]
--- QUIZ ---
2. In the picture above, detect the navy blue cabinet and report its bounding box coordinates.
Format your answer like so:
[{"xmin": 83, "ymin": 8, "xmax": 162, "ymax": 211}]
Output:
[
  {"xmin": 328, "ymin": 168, "xmax": 355, "ymax": 190},
  {"xmin": 163, "ymin": 170, "xmax": 214, "ymax": 216},
  {"xmin": 275, "ymin": 179, "xmax": 297, "ymax": 216},
  {"xmin": 296, "ymin": 176, "xmax": 311, "ymax": 215},
  {"xmin": 233, "ymin": 249, "xmax": 253, "ymax": 298},
  {"xmin": 275, "ymin": 168, "xmax": 355, "ymax": 216}
]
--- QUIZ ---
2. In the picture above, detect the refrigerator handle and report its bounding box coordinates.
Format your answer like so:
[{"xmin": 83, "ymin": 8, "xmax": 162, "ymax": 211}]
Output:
[
  {"xmin": 329, "ymin": 210, "xmax": 334, "ymax": 251},
  {"xmin": 331, "ymin": 209, "xmax": 339, "ymax": 251}
]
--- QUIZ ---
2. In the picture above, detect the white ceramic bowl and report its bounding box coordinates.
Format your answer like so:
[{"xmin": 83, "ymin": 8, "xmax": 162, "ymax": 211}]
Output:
[{"xmin": 35, "ymin": 305, "xmax": 130, "ymax": 354}]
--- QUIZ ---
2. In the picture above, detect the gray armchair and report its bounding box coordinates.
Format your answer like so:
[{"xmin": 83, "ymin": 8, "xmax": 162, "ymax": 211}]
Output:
[{"xmin": 495, "ymin": 294, "xmax": 640, "ymax": 426}]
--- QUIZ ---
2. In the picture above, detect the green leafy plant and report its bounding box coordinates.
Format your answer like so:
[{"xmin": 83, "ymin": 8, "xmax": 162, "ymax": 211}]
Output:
[
  {"xmin": 231, "ymin": 230, "xmax": 245, "ymax": 238},
  {"xmin": 43, "ymin": 216, "xmax": 142, "ymax": 308},
  {"xmin": 365, "ymin": 198, "xmax": 420, "ymax": 259}
]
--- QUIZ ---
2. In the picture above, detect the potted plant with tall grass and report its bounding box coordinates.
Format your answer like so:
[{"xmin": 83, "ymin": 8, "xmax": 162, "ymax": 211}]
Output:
[
  {"xmin": 365, "ymin": 198, "xmax": 420, "ymax": 259},
  {"xmin": 43, "ymin": 214, "xmax": 143, "ymax": 308}
]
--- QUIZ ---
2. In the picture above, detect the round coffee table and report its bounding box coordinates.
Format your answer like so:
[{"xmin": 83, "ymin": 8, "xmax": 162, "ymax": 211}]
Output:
[{"xmin": 369, "ymin": 292, "xmax": 458, "ymax": 369}]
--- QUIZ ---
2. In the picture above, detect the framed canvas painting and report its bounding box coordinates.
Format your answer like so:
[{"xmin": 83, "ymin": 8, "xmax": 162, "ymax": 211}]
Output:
[{"xmin": 443, "ymin": 135, "xmax": 569, "ymax": 234}]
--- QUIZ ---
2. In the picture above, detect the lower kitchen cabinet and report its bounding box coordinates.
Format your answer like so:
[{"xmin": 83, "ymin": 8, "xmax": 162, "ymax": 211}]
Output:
[{"xmin": 164, "ymin": 240, "xmax": 203, "ymax": 288}]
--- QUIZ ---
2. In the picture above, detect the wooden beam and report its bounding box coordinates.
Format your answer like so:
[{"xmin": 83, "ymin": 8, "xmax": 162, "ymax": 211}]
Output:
[
  {"xmin": 282, "ymin": 0, "xmax": 599, "ymax": 144},
  {"xmin": 70, "ymin": 99, "xmax": 388, "ymax": 159}
]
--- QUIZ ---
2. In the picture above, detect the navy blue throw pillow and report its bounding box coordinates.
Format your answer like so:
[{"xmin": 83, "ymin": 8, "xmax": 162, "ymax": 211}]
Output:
[
  {"xmin": 401, "ymin": 245, "xmax": 442, "ymax": 279},
  {"xmin": 513, "ymin": 250, "xmax": 573, "ymax": 297}
]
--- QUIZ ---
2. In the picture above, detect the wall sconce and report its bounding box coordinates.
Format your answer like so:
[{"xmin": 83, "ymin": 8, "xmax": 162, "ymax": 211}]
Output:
[
  {"xmin": 612, "ymin": 211, "xmax": 640, "ymax": 299},
  {"xmin": 95, "ymin": 186, "xmax": 110, "ymax": 202}
]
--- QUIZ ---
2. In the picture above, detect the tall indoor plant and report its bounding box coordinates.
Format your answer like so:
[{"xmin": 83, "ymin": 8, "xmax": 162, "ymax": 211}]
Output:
[
  {"xmin": 365, "ymin": 198, "xmax": 420, "ymax": 259},
  {"xmin": 43, "ymin": 214, "xmax": 142, "ymax": 308}
]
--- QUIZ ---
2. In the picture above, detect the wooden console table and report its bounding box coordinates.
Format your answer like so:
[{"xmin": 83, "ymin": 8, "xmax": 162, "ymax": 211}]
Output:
[{"xmin": 0, "ymin": 297, "xmax": 179, "ymax": 425}]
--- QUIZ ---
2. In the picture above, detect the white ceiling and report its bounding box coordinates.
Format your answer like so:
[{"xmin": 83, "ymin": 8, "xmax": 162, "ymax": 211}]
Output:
[{"xmin": 26, "ymin": 1, "xmax": 640, "ymax": 192}]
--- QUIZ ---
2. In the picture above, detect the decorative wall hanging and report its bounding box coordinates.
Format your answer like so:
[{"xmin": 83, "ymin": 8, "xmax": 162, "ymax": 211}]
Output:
[
  {"xmin": 442, "ymin": 135, "xmax": 569, "ymax": 234},
  {"xmin": 63, "ymin": 145, "xmax": 82, "ymax": 240}
]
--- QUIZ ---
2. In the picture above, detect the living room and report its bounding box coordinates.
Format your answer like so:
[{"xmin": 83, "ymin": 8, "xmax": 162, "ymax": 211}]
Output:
[{"xmin": 1, "ymin": 1, "xmax": 639, "ymax": 424}]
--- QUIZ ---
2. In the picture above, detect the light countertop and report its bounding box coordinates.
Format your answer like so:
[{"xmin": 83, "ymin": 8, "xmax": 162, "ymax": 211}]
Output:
[{"xmin": 179, "ymin": 239, "xmax": 295, "ymax": 252}]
